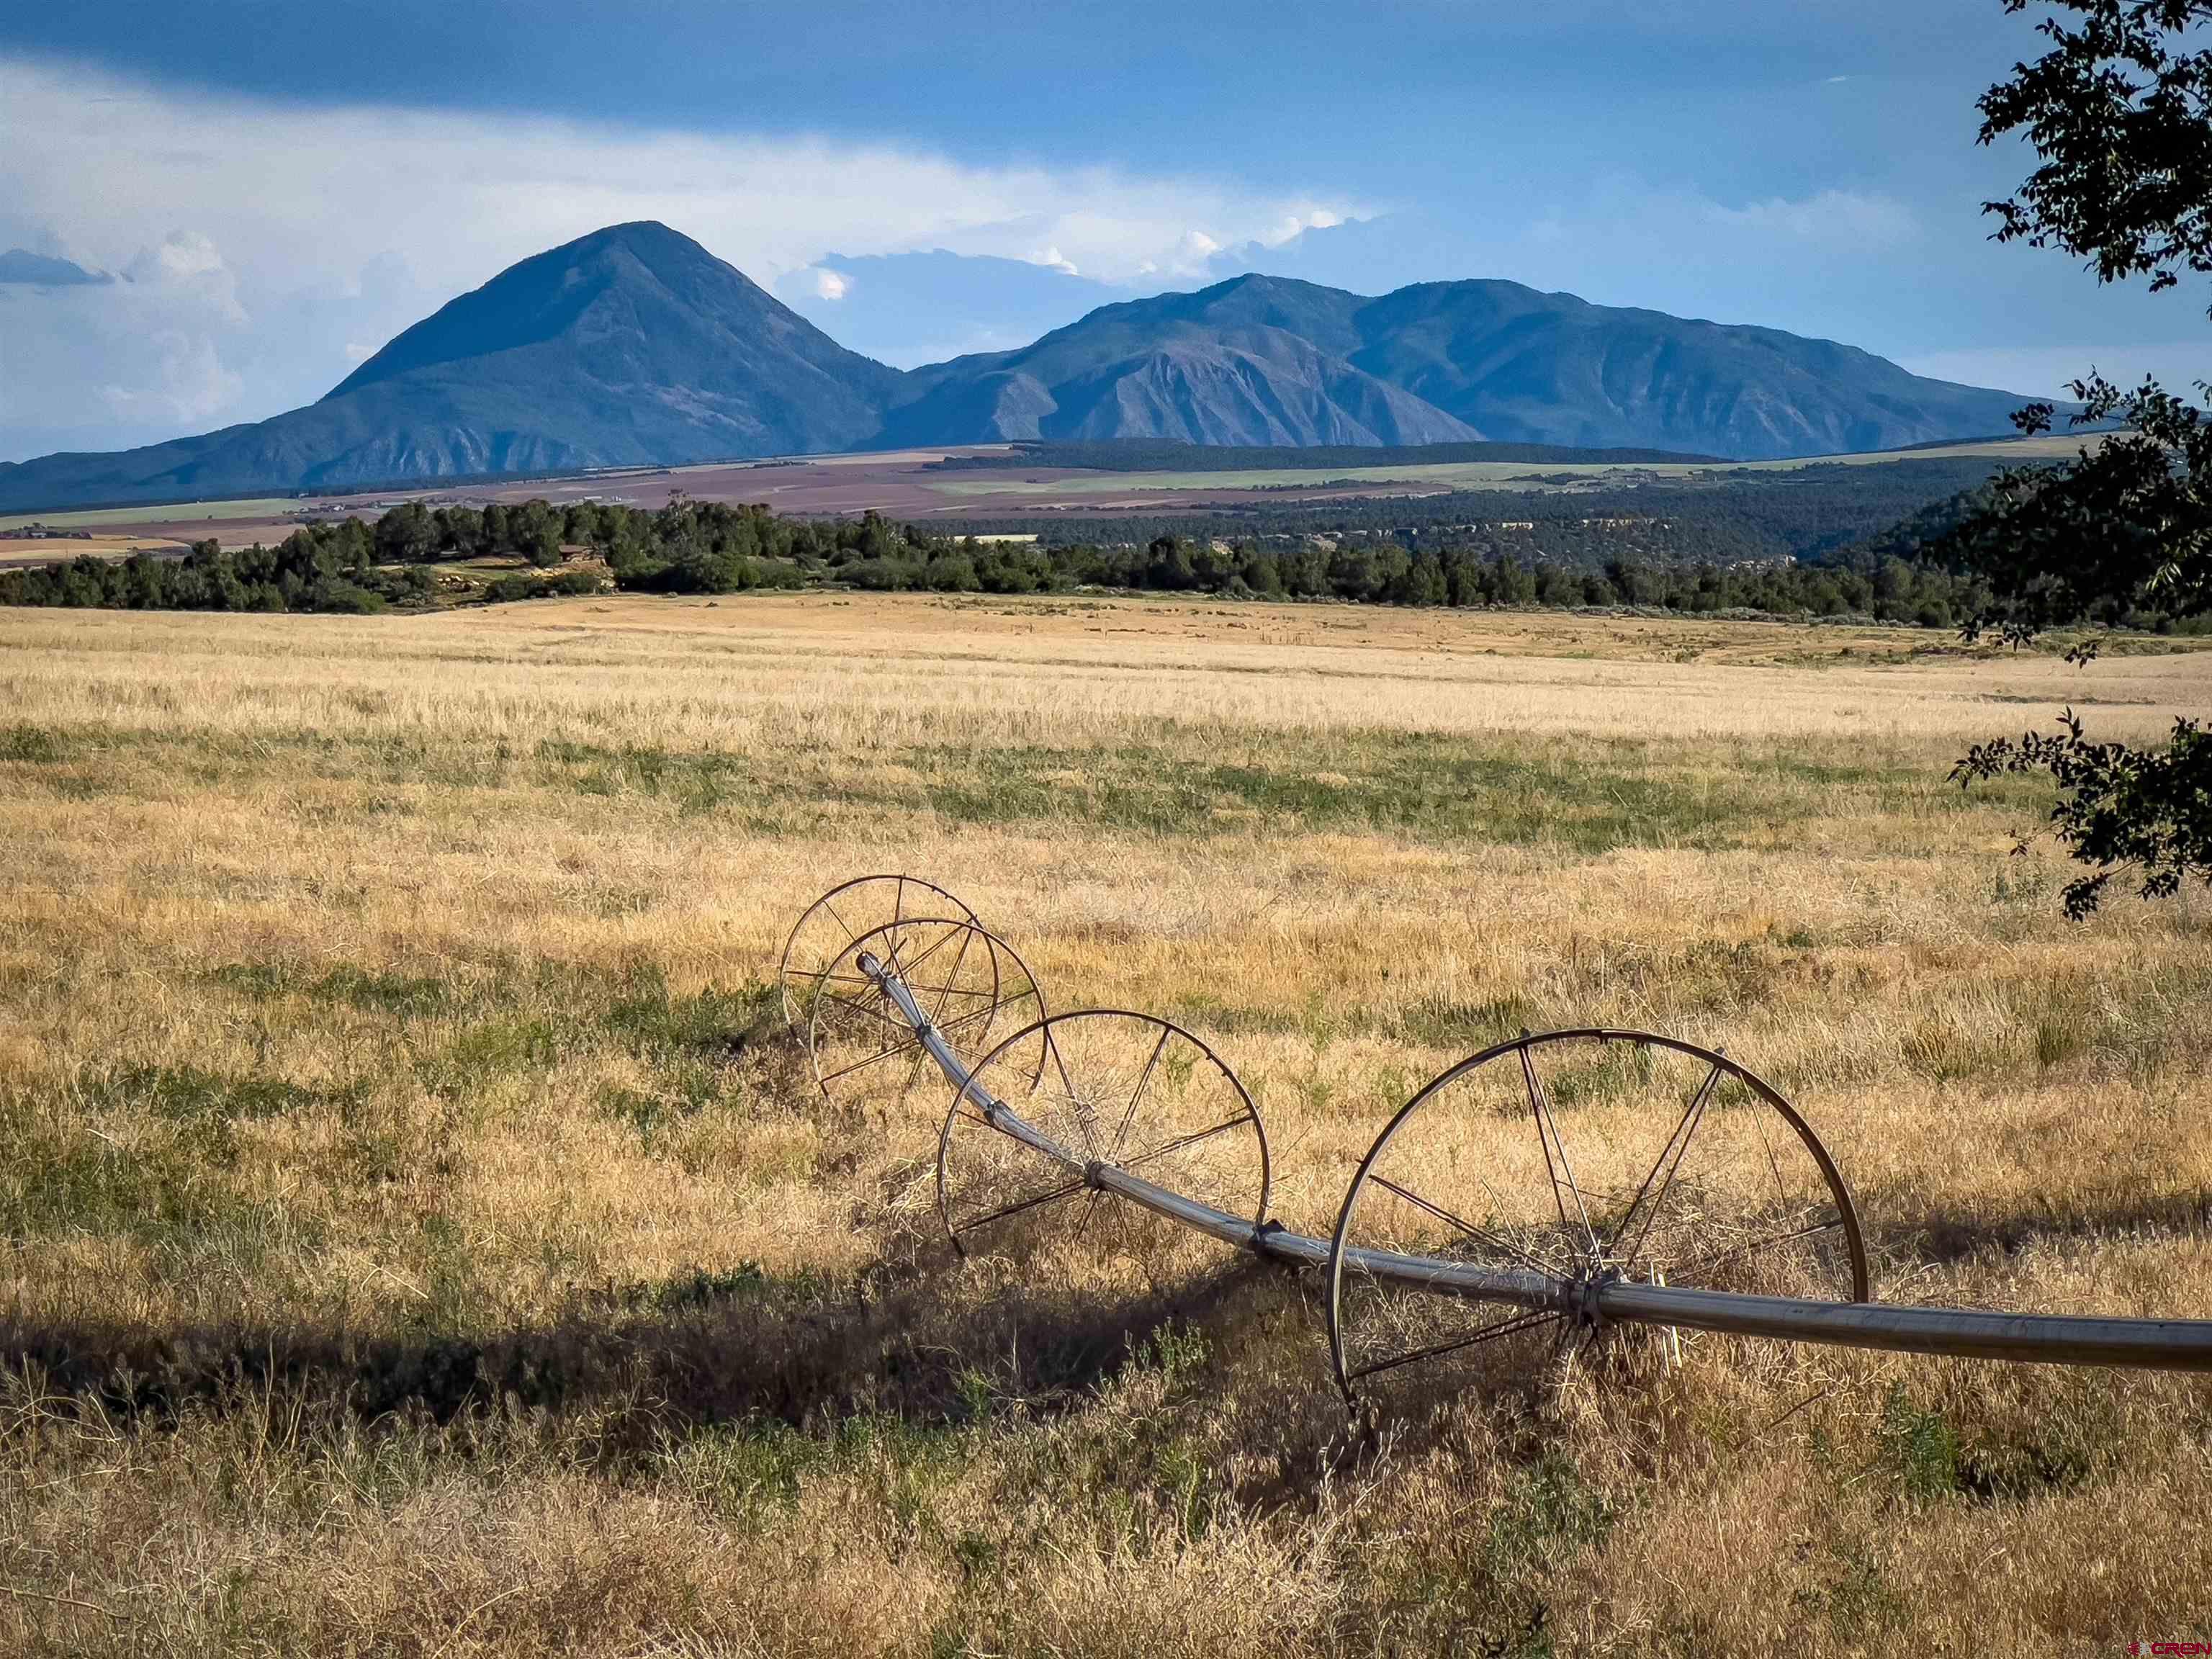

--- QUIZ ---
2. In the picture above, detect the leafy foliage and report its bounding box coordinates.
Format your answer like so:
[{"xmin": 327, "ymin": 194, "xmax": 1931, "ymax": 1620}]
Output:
[
  {"xmin": 1957, "ymin": 711, "xmax": 2212, "ymax": 917},
  {"xmin": 0, "ymin": 533, "xmax": 422, "ymax": 613},
  {"xmin": 1936, "ymin": 1, "xmax": 2212, "ymax": 912},
  {"xmin": 1980, "ymin": 0, "xmax": 2212, "ymax": 303},
  {"xmin": 1941, "ymin": 377, "xmax": 2212, "ymax": 649},
  {"xmin": 1, "ymin": 436, "xmax": 2067, "ymax": 623},
  {"xmin": 0, "ymin": 492, "xmax": 2082, "ymax": 631}
]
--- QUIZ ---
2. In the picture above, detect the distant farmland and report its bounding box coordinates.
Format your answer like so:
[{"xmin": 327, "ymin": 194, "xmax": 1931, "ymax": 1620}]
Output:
[
  {"xmin": 4, "ymin": 435, "xmax": 2090, "ymax": 549},
  {"xmin": 922, "ymin": 434, "xmax": 2098, "ymax": 499}
]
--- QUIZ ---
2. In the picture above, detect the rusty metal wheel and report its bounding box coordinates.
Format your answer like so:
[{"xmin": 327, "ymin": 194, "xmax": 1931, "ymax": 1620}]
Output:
[
  {"xmin": 1328, "ymin": 1030, "xmax": 1866, "ymax": 1403},
  {"xmin": 938, "ymin": 1010, "xmax": 1272, "ymax": 1262},
  {"xmin": 779, "ymin": 874, "xmax": 981, "ymax": 1035},
  {"xmin": 799, "ymin": 915, "xmax": 1043, "ymax": 1112}
]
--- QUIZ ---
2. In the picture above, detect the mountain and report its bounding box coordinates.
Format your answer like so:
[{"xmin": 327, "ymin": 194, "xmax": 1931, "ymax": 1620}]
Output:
[
  {"xmin": 0, "ymin": 224, "xmax": 2045, "ymax": 513},
  {"xmin": 878, "ymin": 276, "xmax": 1478, "ymax": 448},
  {"xmin": 0, "ymin": 251, "xmax": 109, "ymax": 287},
  {"xmin": 0, "ymin": 222, "xmax": 900, "ymax": 511},
  {"xmin": 876, "ymin": 274, "xmax": 2033, "ymax": 459}
]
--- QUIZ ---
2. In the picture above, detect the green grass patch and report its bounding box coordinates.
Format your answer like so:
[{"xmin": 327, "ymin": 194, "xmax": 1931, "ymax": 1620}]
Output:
[
  {"xmin": 89, "ymin": 1062, "xmax": 364, "ymax": 1125},
  {"xmin": 23, "ymin": 714, "xmax": 2026, "ymax": 856},
  {"xmin": 0, "ymin": 1093, "xmax": 323, "ymax": 1263},
  {"xmin": 917, "ymin": 732, "xmax": 1853, "ymax": 850},
  {"xmin": 213, "ymin": 960, "xmax": 454, "ymax": 1017},
  {"xmin": 1394, "ymin": 994, "xmax": 1537, "ymax": 1050},
  {"xmin": 0, "ymin": 724, "xmax": 67, "ymax": 763}
]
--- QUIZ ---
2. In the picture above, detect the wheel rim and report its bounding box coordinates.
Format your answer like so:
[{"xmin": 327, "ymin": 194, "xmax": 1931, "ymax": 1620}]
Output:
[
  {"xmin": 800, "ymin": 916, "xmax": 1043, "ymax": 1111},
  {"xmin": 939, "ymin": 1010, "xmax": 1272, "ymax": 1262},
  {"xmin": 778, "ymin": 874, "xmax": 980, "ymax": 1034},
  {"xmin": 1328, "ymin": 1029, "xmax": 1866, "ymax": 1401}
]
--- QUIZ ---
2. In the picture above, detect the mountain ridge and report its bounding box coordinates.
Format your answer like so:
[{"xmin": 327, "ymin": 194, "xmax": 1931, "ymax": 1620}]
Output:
[
  {"xmin": 0, "ymin": 222, "xmax": 2043, "ymax": 513},
  {"xmin": 881, "ymin": 268, "xmax": 2032, "ymax": 459}
]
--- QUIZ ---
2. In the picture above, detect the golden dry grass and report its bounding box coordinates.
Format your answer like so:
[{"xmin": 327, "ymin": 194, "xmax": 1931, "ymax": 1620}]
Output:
[{"xmin": 1, "ymin": 592, "xmax": 2209, "ymax": 1655}]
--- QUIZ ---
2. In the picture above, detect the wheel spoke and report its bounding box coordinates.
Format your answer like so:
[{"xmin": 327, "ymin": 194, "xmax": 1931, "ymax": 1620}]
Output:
[
  {"xmin": 1607, "ymin": 1059, "xmax": 1723, "ymax": 1262},
  {"xmin": 1752, "ymin": 1105, "xmax": 1793, "ymax": 1214},
  {"xmin": 1672, "ymin": 1216, "xmax": 1842, "ymax": 1285},
  {"xmin": 896, "ymin": 921, "xmax": 963, "ymax": 982},
  {"xmin": 1069, "ymin": 1187, "xmax": 1106, "ymax": 1241},
  {"xmin": 900, "ymin": 1040, "xmax": 934, "ymax": 1101},
  {"xmin": 900, "ymin": 927, "xmax": 981, "ymax": 1099},
  {"xmin": 1119, "ymin": 1112, "xmax": 1252, "ymax": 1176},
  {"xmin": 1370, "ymin": 1174, "xmax": 1556, "ymax": 1277},
  {"xmin": 935, "ymin": 1000, "xmax": 1010, "ymax": 1040},
  {"xmin": 1349, "ymin": 1309, "xmax": 1563, "ymax": 1382},
  {"xmin": 1043, "ymin": 1024, "xmax": 1099, "ymax": 1159},
  {"xmin": 815, "ymin": 990, "xmax": 903, "ymax": 1031},
  {"xmin": 926, "ymin": 927, "xmax": 978, "ymax": 1033},
  {"xmin": 818, "ymin": 1033, "xmax": 922, "ymax": 1084},
  {"xmin": 1520, "ymin": 1044, "xmax": 1599, "ymax": 1257},
  {"xmin": 876, "ymin": 920, "xmax": 916, "ymax": 987},
  {"xmin": 1107, "ymin": 1027, "xmax": 1172, "ymax": 1164},
  {"xmin": 956, "ymin": 1172, "xmax": 1089, "ymax": 1234}
]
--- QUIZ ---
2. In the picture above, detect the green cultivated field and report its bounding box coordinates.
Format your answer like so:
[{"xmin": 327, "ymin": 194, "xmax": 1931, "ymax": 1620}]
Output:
[{"xmin": 1, "ymin": 497, "xmax": 309, "ymax": 529}]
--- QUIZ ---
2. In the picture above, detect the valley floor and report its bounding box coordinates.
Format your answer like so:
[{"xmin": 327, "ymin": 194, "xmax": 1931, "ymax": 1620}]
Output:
[{"xmin": 2, "ymin": 593, "xmax": 2209, "ymax": 1655}]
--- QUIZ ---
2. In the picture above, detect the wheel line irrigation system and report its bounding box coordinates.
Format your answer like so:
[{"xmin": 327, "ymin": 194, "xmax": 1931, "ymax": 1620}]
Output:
[{"xmin": 780, "ymin": 875, "xmax": 2212, "ymax": 1408}]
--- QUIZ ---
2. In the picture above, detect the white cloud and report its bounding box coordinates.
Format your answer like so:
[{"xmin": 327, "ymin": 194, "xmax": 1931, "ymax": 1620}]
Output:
[
  {"xmin": 0, "ymin": 53, "xmax": 1357, "ymax": 456},
  {"xmin": 120, "ymin": 230, "xmax": 248, "ymax": 325},
  {"xmin": 99, "ymin": 327, "xmax": 242, "ymax": 424},
  {"xmin": 0, "ymin": 230, "xmax": 437, "ymax": 462},
  {"xmin": 1025, "ymin": 246, "xmax": 1080, "ymax": 275},
  {"xmin": 1701, "ymin": 187, "xmax": 1916, "ymax": 248},
  {"xmin": 807, "ymin": 267, "xmax": 851, "ymax": 301},
  {"xmin": 125, "ymin": 230, "xmax": 228, "ymax": 286},
  {"xmin": 0, "ymin": 280, "xmax": 249, "ymax": 447},
  {"xmin": 1264, "ymin": 208, "xmax": 1341, "ymax": 245}
]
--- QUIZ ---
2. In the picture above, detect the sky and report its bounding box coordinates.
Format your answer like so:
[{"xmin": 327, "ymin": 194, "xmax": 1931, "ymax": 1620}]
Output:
[{"xmin": 3, "ymin": 0, "xmax": 2211, "ymax": 464}]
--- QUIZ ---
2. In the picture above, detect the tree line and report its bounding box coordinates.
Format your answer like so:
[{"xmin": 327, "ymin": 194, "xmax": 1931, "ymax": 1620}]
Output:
[
  {"xmin": 3, "ymin": 486, "xmax": 2203, "ymax": 639},
  {"xmin": 0, "ymin": 492, "xmax": 2001, "ymax": 630}
]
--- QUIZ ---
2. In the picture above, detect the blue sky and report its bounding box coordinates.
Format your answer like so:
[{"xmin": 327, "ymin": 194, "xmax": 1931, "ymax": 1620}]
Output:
[{"xmin": 3, "ymin": 0, "xmax": 2209, "ymax": 461}]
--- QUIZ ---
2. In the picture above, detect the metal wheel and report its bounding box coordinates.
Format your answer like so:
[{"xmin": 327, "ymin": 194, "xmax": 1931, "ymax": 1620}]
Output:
[
  {"xmin": 779, "ymin": 875, "xmax": 981, "ymax": 1033},
  {"xmin": 1328, "ymin": 1029, "xmax": 1866, "ymax": 1403},
  {"xmin": 938, "ymin": 1010, "xmax": 1272, "ymax": 1262},
  {"xmin": 801, "ymin": 917, "xmax": 1043, "ymax": 1111}
]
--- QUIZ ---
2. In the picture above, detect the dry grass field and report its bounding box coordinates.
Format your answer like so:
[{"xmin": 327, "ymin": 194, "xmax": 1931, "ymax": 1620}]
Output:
[{"xmin": 1, "ymin": 592, "xmax": 2209, "ymax": 1655}]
